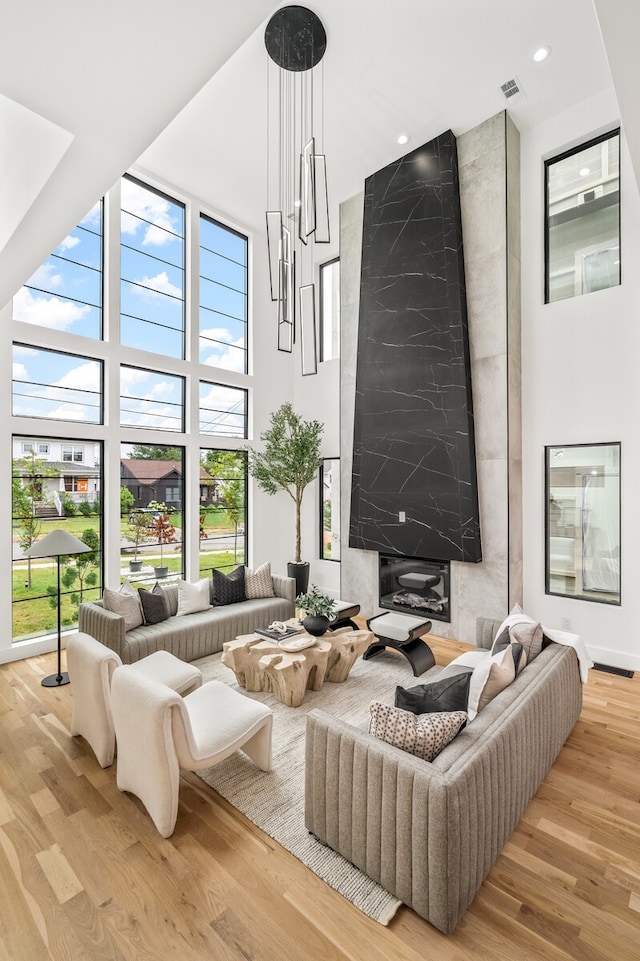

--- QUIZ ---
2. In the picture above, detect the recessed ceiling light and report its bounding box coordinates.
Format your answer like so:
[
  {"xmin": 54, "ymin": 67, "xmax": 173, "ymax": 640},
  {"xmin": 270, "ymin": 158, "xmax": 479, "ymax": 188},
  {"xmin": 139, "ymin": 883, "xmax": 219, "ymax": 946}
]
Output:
[
  {"xmin": 579, "ymin": 167, "xmax": 590, "ymax": 177},
  {"xmin": 533, "ymin": 46, "xmax": 551, "ymax": 62},
  {"xmin": 397, "ymin": 134, "xmax": 410, "ymax": 145}
]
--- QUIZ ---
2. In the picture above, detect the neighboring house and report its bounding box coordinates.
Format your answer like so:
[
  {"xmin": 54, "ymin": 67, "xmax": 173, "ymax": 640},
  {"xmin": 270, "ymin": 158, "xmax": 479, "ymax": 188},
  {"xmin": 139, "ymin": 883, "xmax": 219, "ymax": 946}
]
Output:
[
  {"xmin": 13, "ymin": 458, "xmax": 101, "ymax": 515},
  {"xmin": 120, "ymin": 459, "xmax": 216, "ymax": 510}
]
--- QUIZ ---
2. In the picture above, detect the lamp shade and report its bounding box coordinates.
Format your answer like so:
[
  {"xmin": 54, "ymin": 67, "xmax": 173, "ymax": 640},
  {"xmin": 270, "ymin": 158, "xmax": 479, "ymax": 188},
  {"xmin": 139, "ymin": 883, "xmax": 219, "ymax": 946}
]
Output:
[{"xmin": 24, "ymin": 529, "xmax": 93, "ymax": 559}]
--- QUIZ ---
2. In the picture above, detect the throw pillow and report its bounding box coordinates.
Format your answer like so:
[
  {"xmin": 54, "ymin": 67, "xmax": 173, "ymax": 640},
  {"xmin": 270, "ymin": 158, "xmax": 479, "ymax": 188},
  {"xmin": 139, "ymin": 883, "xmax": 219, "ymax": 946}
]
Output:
[
  {"xmin": 467, "ymin": 644, "xmax": 516, "ymax": 721},
  {"xmin": 102, "ymin": 583, "xmax": 144, "ymax": 631},
  {"xmin": 138, "ymin": 583, "xmax": 170, "ymax": 625},
  {"xmin": 369, "ymin": 702, "xmax": 467, "ymax": 762},
  {"xmin": 493, "ymin": 604, "xmax": 544, "ymax": 662},
  {"xmin": 176, "ymin": 578, "xmax": 212, "ymax": 616},
  {"xmin": 491, "ymin": 625, "xmax": 528, "ymax": 675},
  {"xmin": 395, "ymin": 668, "xmax": 472, "ymax": 715},
  {"xmin": 211, "ymin": 566, "xmax": 246, "ymax": 606},
  {"xmin": 245, "ymin": 561, "xmax": 275, "ymax": 599}
]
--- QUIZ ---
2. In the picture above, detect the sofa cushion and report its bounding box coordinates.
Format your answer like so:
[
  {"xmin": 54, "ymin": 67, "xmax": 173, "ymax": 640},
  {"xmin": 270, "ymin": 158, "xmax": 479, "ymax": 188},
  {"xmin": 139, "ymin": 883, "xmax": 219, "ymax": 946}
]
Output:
[
  {"xmin": 494, "ymin": 604, "xmax": 544, "ymax": 662},
  {"xmin": 491, "ymin": 625, "xmax": 527, "ymax": 674},
  {"xmin": 395, "ymin": 667, "xmax": 472, "ymax": 715},
  {"xmin": 369, "ymin": 702, "xmax": 467, "ymax": 761},
  {"xmin": 245, "ymin": 561, "xmax": 275, "ymax": 599},
  {"xmin": 138, "ymin": 583, "xmax": 170, "ymax": 625},
  {"xmin": 468, "ymin": 644, "xmax": 516, "ymax": 721},
  {"xmin": 211, "ymin": 566, "xmax": 246, "ymax": 606},
  {"xmin": 177, "ymin": 578, "xmax": 212, "ymax": 616},
  {"xmin": 103, "ymin": 582, "xmax": 143, "ymax": 631}
]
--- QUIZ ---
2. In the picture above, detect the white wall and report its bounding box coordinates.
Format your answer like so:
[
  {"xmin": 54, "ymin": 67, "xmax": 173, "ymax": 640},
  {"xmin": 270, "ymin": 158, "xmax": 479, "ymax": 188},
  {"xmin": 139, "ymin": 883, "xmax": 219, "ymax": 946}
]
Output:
[{"xmin": 521, "ymin": 88, "xmax": 640, "ymax": 670}]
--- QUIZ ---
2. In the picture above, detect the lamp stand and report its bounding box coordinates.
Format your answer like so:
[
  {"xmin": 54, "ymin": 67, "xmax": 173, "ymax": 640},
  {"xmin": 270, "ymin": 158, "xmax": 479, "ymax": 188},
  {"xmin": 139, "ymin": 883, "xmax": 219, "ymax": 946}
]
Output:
[{"xmin": 41, "ymin": 556, "xmax": 69, "ymax": 687}]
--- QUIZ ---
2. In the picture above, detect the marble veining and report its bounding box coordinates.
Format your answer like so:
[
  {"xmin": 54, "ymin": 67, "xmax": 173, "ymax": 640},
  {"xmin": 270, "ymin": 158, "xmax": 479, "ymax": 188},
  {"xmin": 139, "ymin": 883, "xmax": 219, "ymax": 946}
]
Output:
[{"xmin": 350, "ymin": 129, "xmax": 481, "ymax": 563}]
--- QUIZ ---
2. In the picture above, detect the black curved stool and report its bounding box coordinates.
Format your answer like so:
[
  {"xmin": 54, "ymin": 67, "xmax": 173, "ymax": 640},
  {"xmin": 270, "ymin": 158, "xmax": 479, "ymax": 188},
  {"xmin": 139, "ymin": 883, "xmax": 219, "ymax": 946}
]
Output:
[{"xmin": 364, "ymin": 611, "xmax": 434, "ymax": 676}]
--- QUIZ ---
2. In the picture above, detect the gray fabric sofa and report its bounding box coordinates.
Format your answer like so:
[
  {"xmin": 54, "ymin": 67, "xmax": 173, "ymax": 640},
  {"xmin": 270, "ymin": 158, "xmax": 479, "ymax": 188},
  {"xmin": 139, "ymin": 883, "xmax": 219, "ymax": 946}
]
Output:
[
  {"xmin": 304, "ymin": 616, "xmax": 583, "ymax": 934},
  {"xmin": 78, "ymin": 574, "xmax": 295, "ymax": 664}
]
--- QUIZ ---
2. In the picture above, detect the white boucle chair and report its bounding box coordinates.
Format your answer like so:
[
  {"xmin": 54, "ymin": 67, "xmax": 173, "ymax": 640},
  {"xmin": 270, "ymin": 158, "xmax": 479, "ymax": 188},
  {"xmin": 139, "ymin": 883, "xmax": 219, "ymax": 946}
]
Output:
[
  {"xmin": 110, "ymin": 667, "xmax": 273, "ymax": 837},
  {"xmin": 66, "ymin": 632, "xmax": 203, "ymax": 769}
]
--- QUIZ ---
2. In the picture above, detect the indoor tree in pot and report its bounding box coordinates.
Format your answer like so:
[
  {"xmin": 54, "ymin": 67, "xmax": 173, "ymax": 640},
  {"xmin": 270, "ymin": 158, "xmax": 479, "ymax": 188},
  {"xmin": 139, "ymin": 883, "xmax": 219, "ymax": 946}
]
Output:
[
  {"xmin": 296, "ymin": 585, "xmax": 337, "ymax": 637},
  {"xmin": 247, "ymin": 402, "xmax": 324, "ymax": 596}
]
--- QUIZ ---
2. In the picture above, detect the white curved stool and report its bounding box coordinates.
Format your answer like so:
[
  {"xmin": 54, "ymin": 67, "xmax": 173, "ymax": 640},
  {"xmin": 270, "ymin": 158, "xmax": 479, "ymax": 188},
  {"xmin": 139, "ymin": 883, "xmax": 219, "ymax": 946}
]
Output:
[
  {"xmin": 111, "ymin": 668, "xmax": 273, "ymax": 837},
  {"xmin": 66, "ymin": 632, "xmax": 202, "ymax": 768}
]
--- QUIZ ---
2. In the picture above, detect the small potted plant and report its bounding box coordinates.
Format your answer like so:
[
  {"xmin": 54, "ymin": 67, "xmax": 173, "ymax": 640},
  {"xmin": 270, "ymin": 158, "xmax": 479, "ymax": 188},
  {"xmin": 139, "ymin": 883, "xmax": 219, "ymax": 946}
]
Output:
[
  {"xmin": 150, "ymin": 511, "xmax": 176, "ymax": 578},
  {"xmin": 296, "ymin": 585, "xmax": 337, "ymax": 637},
  {"xmin": 126, "ymin": 512, "xmax": 151, "ymax": 572}
]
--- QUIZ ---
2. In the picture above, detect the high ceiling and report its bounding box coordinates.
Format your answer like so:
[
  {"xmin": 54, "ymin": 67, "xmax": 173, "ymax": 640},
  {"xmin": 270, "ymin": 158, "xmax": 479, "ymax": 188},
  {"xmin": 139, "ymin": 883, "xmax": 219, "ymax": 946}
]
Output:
[{"xmin": 1, "ymin": 0, "xmax": 636, "ymax": 310}]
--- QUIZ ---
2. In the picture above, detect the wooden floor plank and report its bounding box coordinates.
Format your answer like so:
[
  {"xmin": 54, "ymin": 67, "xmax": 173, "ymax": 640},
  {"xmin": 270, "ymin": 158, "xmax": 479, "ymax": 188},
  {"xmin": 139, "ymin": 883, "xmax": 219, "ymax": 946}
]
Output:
[{"xmin": 0, "ymin": 644, "xmax": 638, "ymax": 960}]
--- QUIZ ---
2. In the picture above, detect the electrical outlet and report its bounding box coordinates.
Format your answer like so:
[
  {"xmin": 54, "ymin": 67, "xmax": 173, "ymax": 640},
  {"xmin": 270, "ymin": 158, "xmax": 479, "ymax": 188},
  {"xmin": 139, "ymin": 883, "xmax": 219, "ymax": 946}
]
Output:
[
  {"xmin": 399, "ymin": 511, "xmax": 406, "ymax": 522},
  {"xmin": 561, "ymin": 617, "xmax": 571, "ymax": 630}
]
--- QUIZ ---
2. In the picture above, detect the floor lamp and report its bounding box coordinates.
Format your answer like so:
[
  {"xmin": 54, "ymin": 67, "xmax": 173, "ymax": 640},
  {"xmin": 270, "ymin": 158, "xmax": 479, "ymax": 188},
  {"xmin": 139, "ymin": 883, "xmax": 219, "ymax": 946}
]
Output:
[{"xmin": 25, "ymin": 529, "xmax": 93, "ymax": 688}]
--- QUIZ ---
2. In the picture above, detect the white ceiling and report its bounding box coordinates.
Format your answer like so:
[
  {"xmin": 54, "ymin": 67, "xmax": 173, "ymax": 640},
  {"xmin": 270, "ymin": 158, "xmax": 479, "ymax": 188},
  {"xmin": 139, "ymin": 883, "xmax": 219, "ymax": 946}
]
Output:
[{"xmin": 1, "ymin": 0, "xmax": 635, "ymax": 309}]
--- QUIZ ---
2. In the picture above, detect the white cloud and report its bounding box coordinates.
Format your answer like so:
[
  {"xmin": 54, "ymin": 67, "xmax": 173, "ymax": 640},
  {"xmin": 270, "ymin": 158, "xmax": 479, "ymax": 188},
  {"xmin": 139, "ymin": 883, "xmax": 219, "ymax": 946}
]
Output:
[
  {"xmin": 201, "ymin": 327, "xmax": 245, "ymax": 373},
  {"xmin": 13, "ymin": 286, "xmax": 90, "ymax": 331},
  {"xmin": 120, "ymin": 179, "xmax": 178, "ymax": 247},
  {"xmin": 12, "ymin": 345, "xmax": 36, "ymax": 357},
  {"xmin": 55, "ymin": 362, "xmax": 100, "ymax": 393},
  {"xmin": 134, "ymin": 271, "xmax": 182, "ymax": 300},
  {"xmin": 12, "ymin": 362, "xmax": 27, "ymax": 380},
  {"xmin": 57, "ymin": 234, "xmax": 80, "ymax": 252},
  {"xmin": 120, "ymin": 365, "xmax": 151, "ymax": 395},
  {"xmin": 29, "ymin": 261, "xmax": 63, "ymax": 290},
  {"xmin": 47, "ymin": 402, "xmax": 89, "ymax": 422},
  {"xmin": 149, "ymin": 380, "xmax": 176, "ymax": 399}
]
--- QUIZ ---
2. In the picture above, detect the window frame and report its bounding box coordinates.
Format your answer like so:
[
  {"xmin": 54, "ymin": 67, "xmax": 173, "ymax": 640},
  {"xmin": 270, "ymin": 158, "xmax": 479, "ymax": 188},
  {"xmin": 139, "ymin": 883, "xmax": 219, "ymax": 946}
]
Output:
[
  {"xmin": 319, "ymin": 457, "xmax": 340, "ymax": 563},
  {"xmin": 319, "ymin": 257, "xmax": 340, "ymax": 363}
]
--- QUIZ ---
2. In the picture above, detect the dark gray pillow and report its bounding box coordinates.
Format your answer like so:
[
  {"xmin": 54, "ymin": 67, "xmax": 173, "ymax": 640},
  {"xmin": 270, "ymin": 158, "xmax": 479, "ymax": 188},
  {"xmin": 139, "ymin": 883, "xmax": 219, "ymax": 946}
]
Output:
[
  {"xmin": 395, "ymin": 667, "xmax": 473, "ymax": 715},
  {"xmin": 138, "ymin": 583, "xmax": 170, "ymax": 625},
  {"xmin": 211, "ymin": 566, "xmax": 246, "ymax": 606}
]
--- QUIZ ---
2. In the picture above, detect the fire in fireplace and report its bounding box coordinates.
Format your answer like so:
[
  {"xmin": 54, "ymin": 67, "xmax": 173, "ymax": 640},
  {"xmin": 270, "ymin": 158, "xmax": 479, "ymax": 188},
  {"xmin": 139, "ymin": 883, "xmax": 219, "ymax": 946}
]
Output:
[{"xmin": 378, "ymin": 554, "xmax": 450, "ymax": 623}]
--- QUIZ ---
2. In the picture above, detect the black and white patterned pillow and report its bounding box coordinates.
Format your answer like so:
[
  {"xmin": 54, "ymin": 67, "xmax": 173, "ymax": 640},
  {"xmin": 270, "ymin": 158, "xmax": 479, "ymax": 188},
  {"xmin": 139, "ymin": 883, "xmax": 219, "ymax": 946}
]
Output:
[
  {"xmin": 211, "ymin": 566, "xmax": 246, "ymax": 606},
  {"xmin": 369, "ymin": 702, "xmax": 467, "ymax": 761},
  {"xmin": 245, "ymin": 561, "xmax": 275, "ymax": 599}
]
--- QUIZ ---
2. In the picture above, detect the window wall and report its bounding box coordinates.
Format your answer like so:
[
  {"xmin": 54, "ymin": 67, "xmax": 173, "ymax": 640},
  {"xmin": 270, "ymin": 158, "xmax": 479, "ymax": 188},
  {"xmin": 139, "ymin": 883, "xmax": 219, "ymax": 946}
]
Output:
[
  {"xmin": 9, "ymin": 175, "xmax": 251, "ymax": 646},
  {"xmin": 320, "ymin": 258, "xmax": 340, "ymax": 361},
  {"xmin": 319, "ymin": 458, "xmax": 340, "ymax": 561}
]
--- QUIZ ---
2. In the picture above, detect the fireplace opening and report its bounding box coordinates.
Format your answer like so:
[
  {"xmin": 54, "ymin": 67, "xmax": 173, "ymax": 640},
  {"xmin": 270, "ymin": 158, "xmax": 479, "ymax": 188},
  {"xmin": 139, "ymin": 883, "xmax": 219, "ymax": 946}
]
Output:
[{"xmin": 378, "ymin": 554, "xmax": 450, "ymax": 623}]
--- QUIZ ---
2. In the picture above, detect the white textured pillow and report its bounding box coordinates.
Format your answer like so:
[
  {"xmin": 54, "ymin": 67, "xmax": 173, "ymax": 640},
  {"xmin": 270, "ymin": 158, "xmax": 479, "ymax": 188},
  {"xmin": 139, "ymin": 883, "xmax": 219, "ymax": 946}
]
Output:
[
  {"xmin": 446, "ymin": 650, "xmax": 491, "ymax": 671},
  {"xmin": 176, "ymin": 579, "xmax": 212, "ymax": 616},
  {"xmin": 103, "ymin": 582, "xmax": 144, "ymax": 631},
  {"xmin": 369, "ymin": 702, "xmax": 467, "ymax": 761},
  {"xmin": 467, "ymin": 644, "xmax": 516, "ymax": 721},
  {"xmin": 245, "ymin": 561, "xmax": 275, "ymax": 599}
]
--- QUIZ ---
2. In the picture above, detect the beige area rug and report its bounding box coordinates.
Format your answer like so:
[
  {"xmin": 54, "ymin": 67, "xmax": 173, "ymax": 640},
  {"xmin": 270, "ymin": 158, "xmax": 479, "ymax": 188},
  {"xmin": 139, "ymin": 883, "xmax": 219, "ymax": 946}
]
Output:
[{"xmin": 195, "ymin": 649, "xmax": 420, "ymax": 925}]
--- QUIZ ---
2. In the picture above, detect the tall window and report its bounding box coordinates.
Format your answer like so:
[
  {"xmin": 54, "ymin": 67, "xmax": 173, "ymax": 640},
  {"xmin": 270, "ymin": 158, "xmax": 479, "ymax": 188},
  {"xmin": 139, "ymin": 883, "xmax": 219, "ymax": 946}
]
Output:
[
  {"xmin": 545, "ymin": 130, "xmax": 620, "ymax": 303},
  {"xmin": 545, "ymin": 443, "xmax": 620, "ymax": 604},
  {"xmin": 320, "ymin": 458, "xmax": 340, "ymax": 561},
  {"xmin": 199, "ymin": 449, "xmax": 247, "ymax": 577},
  {"xmin": 120, "ymin": 176, "xmax": 185, "ymax": 358},
  {"xmin": 320, "ymin": 258, "xmax": 340, "ymax": 361},
  {"xmin": 12, "ymin": 344, "xmax": 103, "ymax": 425},
  {"xmin": 199, "ymin": 214, "xmax": 248, "ymax": 373},
  {"xmin": 120, "ymin": 443, "xmax": 184, "ymax": 583},
  {"xmin": 12, "ymin": 438, "xmax": 103, "ymax": 643},
  {"xmin": 12, "ymin": 202, "xmax": 103, "ymax": 339}
]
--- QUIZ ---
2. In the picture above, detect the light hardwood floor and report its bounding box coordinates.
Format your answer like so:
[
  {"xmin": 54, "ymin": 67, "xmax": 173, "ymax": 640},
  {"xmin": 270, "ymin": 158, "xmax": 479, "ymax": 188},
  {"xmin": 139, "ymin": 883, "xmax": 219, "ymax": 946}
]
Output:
[{"xmin": 0, "ymin": 635, "xmax": 638, "ymax": 961}]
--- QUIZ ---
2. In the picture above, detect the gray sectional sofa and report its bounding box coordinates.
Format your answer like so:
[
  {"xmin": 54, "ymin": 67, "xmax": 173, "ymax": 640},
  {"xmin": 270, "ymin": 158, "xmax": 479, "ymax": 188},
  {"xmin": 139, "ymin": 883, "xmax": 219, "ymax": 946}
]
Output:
[
  {"xmin": 304, "ymin": 616, "xmax": 583, "ymax": 934},
  {"xmin": 78, "ymin": 574, "xmax": 295, "ymax": 664}
]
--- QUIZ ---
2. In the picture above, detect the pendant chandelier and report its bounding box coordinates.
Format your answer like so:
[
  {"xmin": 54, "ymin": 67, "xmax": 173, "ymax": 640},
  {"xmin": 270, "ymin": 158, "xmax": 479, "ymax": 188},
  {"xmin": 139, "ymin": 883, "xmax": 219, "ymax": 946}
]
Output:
[{"xmin": 265, "ymin": 4, "xmax": 329, "ymax": 375}]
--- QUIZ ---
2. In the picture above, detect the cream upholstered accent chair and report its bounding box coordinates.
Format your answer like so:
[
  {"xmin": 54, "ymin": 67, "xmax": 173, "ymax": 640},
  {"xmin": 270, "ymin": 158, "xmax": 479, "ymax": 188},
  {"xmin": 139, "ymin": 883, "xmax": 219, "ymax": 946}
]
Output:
[
  {"xmin": 110, "ymin": 667, "xmax": 273, "ymax": 837},
  {"xmin": 66, "ymin": 632, "xmax": 203, "ymax": 769}
]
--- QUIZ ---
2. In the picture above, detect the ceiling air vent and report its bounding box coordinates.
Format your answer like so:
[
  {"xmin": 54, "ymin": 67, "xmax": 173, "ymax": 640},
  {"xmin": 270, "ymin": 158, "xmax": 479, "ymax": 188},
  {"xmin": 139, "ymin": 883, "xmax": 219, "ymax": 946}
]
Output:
[{"xmin": 500, "ymin": 76, "xmax": 525, "ymax": 103}]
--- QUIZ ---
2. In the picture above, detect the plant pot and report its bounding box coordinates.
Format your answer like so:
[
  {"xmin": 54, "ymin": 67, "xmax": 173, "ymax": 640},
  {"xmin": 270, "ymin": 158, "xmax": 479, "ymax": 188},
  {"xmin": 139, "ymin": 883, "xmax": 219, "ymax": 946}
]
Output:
[
  {"xmin": 302, "ymin": 614, "xmax": 330, "ymax": 637},
  {"xmin": 287, "ymin": 561, "xmax": 310, "ymax": 596},
  {"xmin": 129, "ymin": 559, "xmax": 143, "ymax": 572},
  {"xmin": 153, "ymin": 566, "xmax": 169, "ymax": 578}
]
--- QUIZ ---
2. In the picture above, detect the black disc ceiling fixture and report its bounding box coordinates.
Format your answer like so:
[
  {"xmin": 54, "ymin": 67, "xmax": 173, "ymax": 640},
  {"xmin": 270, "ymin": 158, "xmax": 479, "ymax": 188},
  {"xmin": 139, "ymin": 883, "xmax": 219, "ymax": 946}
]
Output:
[{"xmin": 264, "ymin": 5, "xmax": 327, "ymax": 72}]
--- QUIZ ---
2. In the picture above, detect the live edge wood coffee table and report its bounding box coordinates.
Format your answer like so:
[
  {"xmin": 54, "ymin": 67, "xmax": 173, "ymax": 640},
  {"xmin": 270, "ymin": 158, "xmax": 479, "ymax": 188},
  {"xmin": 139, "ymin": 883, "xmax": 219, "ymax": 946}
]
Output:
[{"xmin": 221, "ymin": 627, "xmax": 372, "ymax": 707}]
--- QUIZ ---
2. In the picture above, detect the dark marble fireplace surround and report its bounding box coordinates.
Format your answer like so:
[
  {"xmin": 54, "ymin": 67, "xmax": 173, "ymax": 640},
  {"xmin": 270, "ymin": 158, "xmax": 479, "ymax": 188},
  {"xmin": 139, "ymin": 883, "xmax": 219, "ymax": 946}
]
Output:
[{"xmin": 350, "ymin": 129, "xmax": 482, "ymax": 566}]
